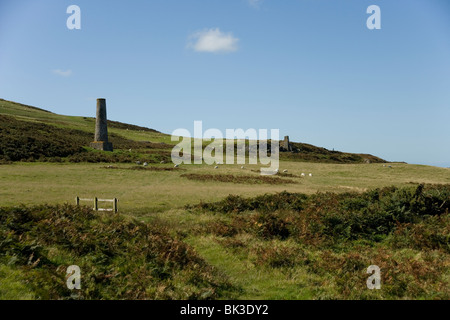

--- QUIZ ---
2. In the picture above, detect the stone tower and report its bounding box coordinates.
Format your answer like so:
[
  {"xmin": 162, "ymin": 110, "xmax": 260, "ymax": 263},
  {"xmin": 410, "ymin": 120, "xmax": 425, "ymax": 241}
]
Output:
[
  {"xmin": 282, "ymin": 135, "xmax": 292, "ymax": 152},
  {"xmin": 90, "ymin": 98, "xmax": 113, "ymax": 151}
]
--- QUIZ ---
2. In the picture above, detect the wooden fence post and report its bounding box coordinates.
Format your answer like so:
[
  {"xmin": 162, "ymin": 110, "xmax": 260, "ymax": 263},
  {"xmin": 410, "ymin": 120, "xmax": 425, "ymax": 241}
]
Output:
[
  {"xmin": 94, "ymin": 197, "xmax": 98, "ymax": 211},
  {"xmin": 76, "ymin": 196, "xmax": 79, "ymax": 206},
  {"xmin": 113, "ymin": 198, "xmax": 118, "ymax": 213}
]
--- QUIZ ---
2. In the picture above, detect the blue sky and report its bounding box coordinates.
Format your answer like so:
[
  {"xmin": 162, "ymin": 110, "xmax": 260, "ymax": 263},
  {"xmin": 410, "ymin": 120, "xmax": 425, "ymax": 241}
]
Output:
[{"xmin": 0, "ymin": 0, "xmax": 449, "ymax": 167}]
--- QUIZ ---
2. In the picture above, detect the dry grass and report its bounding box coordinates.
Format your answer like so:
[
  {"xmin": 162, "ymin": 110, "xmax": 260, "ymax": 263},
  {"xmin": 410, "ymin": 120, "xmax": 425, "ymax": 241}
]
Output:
[{"xmin": 1, "ymin": 162, "xmax": 450, "ymax": 213}]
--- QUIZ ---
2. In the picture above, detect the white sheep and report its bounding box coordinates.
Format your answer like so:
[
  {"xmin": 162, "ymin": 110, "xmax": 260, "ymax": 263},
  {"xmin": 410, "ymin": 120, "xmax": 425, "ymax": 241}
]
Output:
[
  {"xmin": 214, "ymin": 166, "xmax": 219, "ymax": 169},
  {"xmin": 143, "ymin": 162, "xmax": 148, "ymax": 166},
  {"xmin": 283, "ymin": 169, "xmax": 288, "ymax": 173},
  {"xmin": 174, "ymin": 164, "xmax": 179, "ymax": 168},
  {"xmin": 241, "ymin": 166, "xmax": 245, "ymax": 169},
  {"xmin": 309, "ymin": 173, "xmax": 312, "ymax": 177},
  {"xmin": 301, "ymin": 173, "xmax": 305, "ymax": 177}
]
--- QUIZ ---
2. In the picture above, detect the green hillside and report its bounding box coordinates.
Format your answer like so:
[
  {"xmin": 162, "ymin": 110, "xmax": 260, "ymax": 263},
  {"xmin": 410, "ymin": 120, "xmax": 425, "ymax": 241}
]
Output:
[
  {"xmin": 0, "ymin": 98, "xmax": 385, "ymax": 164},
  {"xmin": 0, "ymin": 98, "xmax": 171, "ymax": 143}
]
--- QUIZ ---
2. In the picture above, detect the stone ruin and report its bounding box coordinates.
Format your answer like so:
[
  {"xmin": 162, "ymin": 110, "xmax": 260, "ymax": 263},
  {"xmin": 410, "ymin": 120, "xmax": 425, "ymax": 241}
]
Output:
[
  {"xmin": 281, "ymin": 135, "xmax": 293, "ymax": 152},
  {"xmin": 90, "ymin": 98, "xmax": 113, "ymax": 152}
]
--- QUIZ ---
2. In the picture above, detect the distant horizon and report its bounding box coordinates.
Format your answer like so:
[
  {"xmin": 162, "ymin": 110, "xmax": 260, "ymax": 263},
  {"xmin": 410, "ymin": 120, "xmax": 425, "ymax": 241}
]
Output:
[{"xmin": 1, "ymin": 0, "xmax": 449, "ymax": 168}]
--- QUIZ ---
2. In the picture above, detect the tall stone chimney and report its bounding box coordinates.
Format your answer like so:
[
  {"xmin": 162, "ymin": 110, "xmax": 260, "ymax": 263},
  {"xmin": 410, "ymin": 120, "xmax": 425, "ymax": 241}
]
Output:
[{"xmin": 90, "ymin": 98, "xmax": 113, "ymax": 151}]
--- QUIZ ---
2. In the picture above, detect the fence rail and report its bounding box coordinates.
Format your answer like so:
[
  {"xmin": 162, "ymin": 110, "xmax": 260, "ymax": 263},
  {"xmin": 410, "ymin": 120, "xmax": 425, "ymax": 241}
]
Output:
[{"xmin": 75, "ymin": 196, "xmax": 118, "ymax": 213}]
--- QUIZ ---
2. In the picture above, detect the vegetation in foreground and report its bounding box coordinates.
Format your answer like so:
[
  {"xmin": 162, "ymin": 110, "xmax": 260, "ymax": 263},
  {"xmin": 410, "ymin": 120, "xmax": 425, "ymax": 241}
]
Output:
[
  {"xmin": 0, "ymin": 205, "xmax": 233, "ymax": 299},
  {"xmin": 1, "ymin": 184, "xmax": 448, "ymax": 299},
  {"xmin": 185, "ymin": 183, "xmax": 449, "ymax": 299}
]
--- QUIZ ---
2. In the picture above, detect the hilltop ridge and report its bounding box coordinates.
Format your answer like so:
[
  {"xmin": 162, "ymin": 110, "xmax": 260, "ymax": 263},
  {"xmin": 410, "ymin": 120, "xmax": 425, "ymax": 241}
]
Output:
[{"xmin": 0, "ymin": 98, "xmax": 385, "ymax": 164}]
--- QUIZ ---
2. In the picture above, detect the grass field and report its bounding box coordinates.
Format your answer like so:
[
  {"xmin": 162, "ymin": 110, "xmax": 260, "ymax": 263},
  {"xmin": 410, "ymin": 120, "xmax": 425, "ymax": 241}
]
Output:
[
  {"xmin": 1, "ymin": 161, "xmax": 449, "ymax": 300},
  {"xmin": 1, "ymin": 98, "xmax": 449, "ymax": 300},
  {"xmin": 1, "ymin": 161, "xmax": 449, "ymax": 212}
]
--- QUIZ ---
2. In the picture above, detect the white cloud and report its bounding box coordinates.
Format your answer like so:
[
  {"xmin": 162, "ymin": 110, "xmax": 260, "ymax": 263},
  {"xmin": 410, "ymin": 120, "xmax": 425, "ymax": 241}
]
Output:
[
  {"xmin": 188, "ymin": 28, "xmax": 239, "ymax": 53},
  {"xmin": 248, "ymin": 0, "xmax": 263, "ymax": 9},
  {"xmin": 52, "ymin": 69, "xmax": 72, "ymax": 77}
]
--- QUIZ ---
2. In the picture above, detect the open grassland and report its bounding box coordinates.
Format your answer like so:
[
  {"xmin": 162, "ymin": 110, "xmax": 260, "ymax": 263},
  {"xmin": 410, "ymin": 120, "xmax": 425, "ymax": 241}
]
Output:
[
  {"xmin": 1, "ymin": 161, "xmax": 449, "ymax": 212},
  {"xmin": 1, "ymin": 184, "xmax": 449, "ymax": 300},
  {"xmin": 1, "ymin": 159, "xmax": 449, "ymax": 300}
]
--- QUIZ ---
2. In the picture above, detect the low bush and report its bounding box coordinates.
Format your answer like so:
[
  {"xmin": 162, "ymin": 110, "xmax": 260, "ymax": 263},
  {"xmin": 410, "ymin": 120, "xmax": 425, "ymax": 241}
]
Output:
[
  {"xmin": 180, "ymin": 174, "xmax": 297, "ymax": 185},
  {"xmin": 191, "ymin": 184, "xmax": 449, "ymax": 299},
  {"xmin": 0, "ymin": 205, "xmax": 233, "ymax": 299},
  {"xmin": 191, "ymin": 184, "xmax": 450, "ymax": 247},
  {"xmin": 188, "ymin": 191, "xmax": 308, "ymax": 214}
]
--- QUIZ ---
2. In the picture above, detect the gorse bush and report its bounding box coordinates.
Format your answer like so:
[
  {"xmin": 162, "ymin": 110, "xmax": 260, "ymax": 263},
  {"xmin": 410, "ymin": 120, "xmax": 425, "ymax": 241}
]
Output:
[{"xmin": 0, "ymin": 205, "xmax": 233, "ymax": 299}]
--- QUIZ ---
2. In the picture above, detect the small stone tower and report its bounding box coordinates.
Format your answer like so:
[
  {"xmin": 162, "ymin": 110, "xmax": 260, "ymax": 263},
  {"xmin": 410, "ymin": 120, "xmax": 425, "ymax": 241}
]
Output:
[
  {"xmin": 90, "ymin": 98, "xmax": 113, "ymax": 152},
  {"xmin": 282, "ymin": 135, "xmax": 292, "ymax": 152}
]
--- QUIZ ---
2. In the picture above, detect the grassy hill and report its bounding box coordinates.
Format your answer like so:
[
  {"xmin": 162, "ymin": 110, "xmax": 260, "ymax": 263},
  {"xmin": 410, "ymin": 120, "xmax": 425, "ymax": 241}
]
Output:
[
  {"xmin": 0, "ymin": 98, "xmax": 172, "ymax": 146},
  {"xmin": 0, "ymin": 98, "xmax": 385, "ymax": 164},
  {"xmin": 0, "ymin": 99, "xmax": 176, "ymax": 164}
]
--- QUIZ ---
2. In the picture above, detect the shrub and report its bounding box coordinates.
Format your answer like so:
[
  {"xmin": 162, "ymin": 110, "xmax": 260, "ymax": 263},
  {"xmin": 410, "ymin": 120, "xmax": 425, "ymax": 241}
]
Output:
[
  {"xmin": 180, "ymin": 174, "xmax": 297, "ymax": 185},
  {"xmin": 188, "ymin": 191, "xmax": 307, "ymax": 214},
  {"xmin": 0, "ymin": 204, "xmax": 233, "ymax": 299},
  {"xmin": 192, "ymin": 185, "xmax": 450, "ymax": 246}
]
